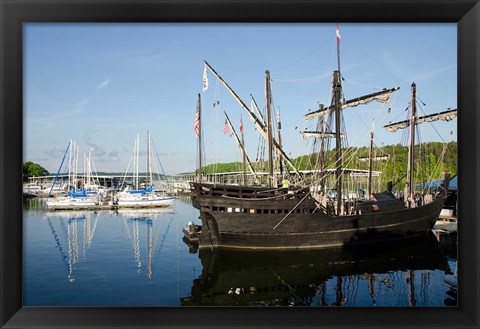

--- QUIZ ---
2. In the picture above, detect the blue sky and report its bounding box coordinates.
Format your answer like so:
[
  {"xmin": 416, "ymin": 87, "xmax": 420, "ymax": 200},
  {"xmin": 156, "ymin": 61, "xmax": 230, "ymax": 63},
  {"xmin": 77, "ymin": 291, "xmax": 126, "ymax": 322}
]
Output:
[{"xmin": 24, "ymin": 23, "xmax": 457, "ymax": 175}]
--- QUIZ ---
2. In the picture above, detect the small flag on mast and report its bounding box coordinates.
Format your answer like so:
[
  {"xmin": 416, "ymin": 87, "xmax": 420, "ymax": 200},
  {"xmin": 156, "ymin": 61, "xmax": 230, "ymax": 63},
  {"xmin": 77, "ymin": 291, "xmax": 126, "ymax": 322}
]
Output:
[
  {"xmin": 336, "ymin": 23, "xmax": 341, "ymax": 45},
  {"xmin": 194, "ymin": 110, "xmax": 200, "ymax": 139},
  {"xmin": 239, "ymin": 115, "xmax": 243, "ymax": 133},
  {"xmin": 224, "ymin": 119, "xmax": 230, "ymax": 135},
  {"xmin": 202, "ymin": 63, "xmax": 209, "ymax": 92}
]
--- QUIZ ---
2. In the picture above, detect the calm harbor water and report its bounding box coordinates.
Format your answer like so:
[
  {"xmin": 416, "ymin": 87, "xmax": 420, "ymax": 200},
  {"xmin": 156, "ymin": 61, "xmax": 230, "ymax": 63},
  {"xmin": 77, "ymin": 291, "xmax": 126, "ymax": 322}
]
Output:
[{"xmin": 23, "ymin": 197, "xmax": 457, "ymax": 306}]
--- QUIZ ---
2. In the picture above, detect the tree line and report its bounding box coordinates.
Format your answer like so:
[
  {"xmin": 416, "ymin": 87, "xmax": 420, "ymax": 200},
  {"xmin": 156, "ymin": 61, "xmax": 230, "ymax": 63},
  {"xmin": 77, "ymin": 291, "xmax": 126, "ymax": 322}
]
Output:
[
  {"xmin": 198, "ymin": 141, "xmax": 457, "ymax": 188},
  {"xmin": 24, "ymin": 141, "xmax": 457, "ymax": 188}
]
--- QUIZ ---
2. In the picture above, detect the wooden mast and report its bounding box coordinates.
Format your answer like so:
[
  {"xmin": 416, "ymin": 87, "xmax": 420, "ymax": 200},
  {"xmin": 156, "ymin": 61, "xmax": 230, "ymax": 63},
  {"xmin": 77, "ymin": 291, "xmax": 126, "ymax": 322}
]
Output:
[
  {"xmin": 367, "ymin": 124, "xmax": 374, "ymax": 199},
  {"xmin": 266, "ymin": 70, "xmax": 275, "ymax": 188},
  {"xmin": 203, "ymin": 61, "xmax": 303, "ymax": 180},
  {"xmin": 334, "ymin": 23, "xmax": 343, "ymax": 215},
  {"xmin": 241, "ymin": 115, "xmax": 247, "ymax": 185},
  {"xmin": 197, "ymin": 93, "xmax": 203, "ymax": 182},
  {"xmin": 333, "ymin": 70, "xmax": 343, "ymax": 215},
  {"xmin": 277, "ymin": 109, "xmax": 284, "ymax": 177},
  {"xmin": 383, "ymin": 85, "xmax": 457, "ymax": 199},
  {"xmin": 406, "ymin": 82, "xmax": 416, "ymax": 207}
]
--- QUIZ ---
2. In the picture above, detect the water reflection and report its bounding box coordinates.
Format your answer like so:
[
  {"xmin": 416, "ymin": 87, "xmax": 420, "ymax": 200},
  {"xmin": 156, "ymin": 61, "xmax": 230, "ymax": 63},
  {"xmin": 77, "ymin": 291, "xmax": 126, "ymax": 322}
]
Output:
[
  {"xmin": 44, "ymin": 211, "xmax": 100, "ymax": 282},
  {"xmin": 43, "ymin": 207, "xmax": 175, "ymax": 282},
  {"xmin": 120, "ymin": 208, "xmax": 175, "ymax": 279},
  {"xmin": 181, "ymin": 233, "xmax": 452, "ymax": 306}
]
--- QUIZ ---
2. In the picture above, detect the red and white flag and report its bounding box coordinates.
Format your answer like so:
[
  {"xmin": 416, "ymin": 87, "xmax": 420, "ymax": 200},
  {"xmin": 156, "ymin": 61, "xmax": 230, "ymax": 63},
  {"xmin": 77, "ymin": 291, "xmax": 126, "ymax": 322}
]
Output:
[
  {"xmin": 194, "ymin": 110, "xmax": 200, "ymax": 139},
  {"xmin": 239, "ymin": 115, "xmax": 243, "ymax": 133},
  {"xmin": 336, "ymin": 23, "xmax": 341, "ymax": 45},
  {"xmin": 223, "ymin": 119, "xmax": 230, "ymax": 135}
]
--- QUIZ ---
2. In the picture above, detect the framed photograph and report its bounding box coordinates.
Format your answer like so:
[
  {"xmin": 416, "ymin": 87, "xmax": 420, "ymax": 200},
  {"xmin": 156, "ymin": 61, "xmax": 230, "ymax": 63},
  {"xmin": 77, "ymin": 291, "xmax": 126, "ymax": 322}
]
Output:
[{"xmin": 1, "ymin": 0, "xmax": 478, "ymax": 328}]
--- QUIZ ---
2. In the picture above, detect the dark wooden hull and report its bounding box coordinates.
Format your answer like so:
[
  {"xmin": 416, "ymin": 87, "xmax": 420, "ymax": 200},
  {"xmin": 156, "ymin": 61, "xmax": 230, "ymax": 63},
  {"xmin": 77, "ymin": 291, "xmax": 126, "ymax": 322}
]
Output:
[{"xmin": 190, "ymin": 182, "xmax": 446, "ymax": 250}]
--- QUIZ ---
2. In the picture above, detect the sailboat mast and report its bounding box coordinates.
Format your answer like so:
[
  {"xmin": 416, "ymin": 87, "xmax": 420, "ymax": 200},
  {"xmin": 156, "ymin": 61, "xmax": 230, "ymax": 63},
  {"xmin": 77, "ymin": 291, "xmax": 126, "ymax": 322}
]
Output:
[
  {"xmin": 135, "ymin": 133, "xmax": 140, "ymax": 189},
  {"xmin": 333, "ymin": 70, "xmax": 343, "ymax": 214},
  {"xmin": 147, "ymin": 131, "xmax": 152, "ymax": 187},
  {"xmin": 88, "ymin": 151, "xmax": 92, "ymax": 188},
  {"xmin": 197, "ymin": 93, "xmax": 203, "ymax": 182},
  {"xmin": 68, "ymin": 139, "xmax": 73, "ymax": 190},
  {"xmin": 406, "ymin": 82, "xmax": 417, "ymax": 206},
  {"xmin": 266, "ymin": 70, "xmax": 275, "ymax": 188},
  {"xmin": 74, "ymin": 142, "xmax": 79, "ymax": 190}
]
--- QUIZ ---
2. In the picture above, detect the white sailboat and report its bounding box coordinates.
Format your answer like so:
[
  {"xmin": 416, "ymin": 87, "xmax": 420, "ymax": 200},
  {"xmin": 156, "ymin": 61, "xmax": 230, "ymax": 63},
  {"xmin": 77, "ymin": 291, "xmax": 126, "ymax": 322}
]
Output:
[
  {"xmin": 46, "ymin": 140, "xmax": 97, "ymax": 210},
  {"xmin": 116, "ymin": 132, "xmax": 174, "ymax": 208}
]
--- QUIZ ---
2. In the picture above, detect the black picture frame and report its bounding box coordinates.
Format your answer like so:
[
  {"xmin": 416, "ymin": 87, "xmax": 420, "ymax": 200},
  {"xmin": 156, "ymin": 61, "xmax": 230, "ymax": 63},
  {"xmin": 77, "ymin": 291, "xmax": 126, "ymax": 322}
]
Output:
[{"xmin": 1, "ymin": 0, "xmax": 478, "ymax": 328}]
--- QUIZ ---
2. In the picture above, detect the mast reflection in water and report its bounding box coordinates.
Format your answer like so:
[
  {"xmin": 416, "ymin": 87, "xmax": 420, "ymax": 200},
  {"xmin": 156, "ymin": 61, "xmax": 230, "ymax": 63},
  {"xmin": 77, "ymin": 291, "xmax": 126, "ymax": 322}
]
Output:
[{"xmin": 181, "ymin": 232, "xmax": 454, "ymax": 307}]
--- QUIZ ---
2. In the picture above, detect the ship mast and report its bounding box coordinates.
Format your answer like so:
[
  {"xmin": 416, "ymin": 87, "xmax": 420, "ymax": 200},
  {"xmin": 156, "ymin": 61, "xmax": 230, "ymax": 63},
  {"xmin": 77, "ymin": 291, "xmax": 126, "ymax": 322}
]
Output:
[
  {"xmin": 383, "ymin": 84, "xmax": 457, "ymax": 207},
  {"xmin": 367, "ymin": 123, "xmax": 374, "ymax": 199},
  {"xmin": 333, "ymin": 70, "xmax": 343, "ymax": 214},
  {"xmin": 277, "ymin": 108, "xmax": 284, "ymax": 177},
  {"xmin": 241, "ymin": 116, "xmax": 247, "ymax": 185},
  {"xmin": 196, "ymin": 93, "xmax": 203, "ymax": 182},
  {"xmin": 203, "ymin": 60, "xmax": 303, "ymax": 180},
  {"xmin": 266, "ymin": 70, "xmax": 275, "ymax": 187},
  {"xmin": 334, "ymin": 24, "xmax": 343, "ymax": 214},
  {"xmin": 303, "ymin": 24, "xmax": 400, "ymax": 213},
  {"xmin": 406, "ymin": 82, "xmax": 417, "ymax": 206}
]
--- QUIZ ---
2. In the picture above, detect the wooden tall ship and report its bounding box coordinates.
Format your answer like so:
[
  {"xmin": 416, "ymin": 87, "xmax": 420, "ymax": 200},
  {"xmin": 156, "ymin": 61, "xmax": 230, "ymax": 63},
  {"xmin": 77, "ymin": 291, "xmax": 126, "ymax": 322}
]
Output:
[{"xmin": 189, "ymin": 28, "xmax": 456, "ymax": 250}]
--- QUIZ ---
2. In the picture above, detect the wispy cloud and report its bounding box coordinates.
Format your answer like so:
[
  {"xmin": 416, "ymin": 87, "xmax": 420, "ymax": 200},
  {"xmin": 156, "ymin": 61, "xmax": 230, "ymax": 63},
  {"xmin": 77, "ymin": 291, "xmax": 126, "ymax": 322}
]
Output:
[
  {"xmin": 383, "ymin": 51, "xmax": 456, "ymax": 83},
  {"xmin": 26, "ymin": 98, "xmax": 89, "ymax": 131},
  {"xmin": 108, "ymin": 150, "xmax": 119, "ymax": 157},
  {"xmin": 83, "ymin": 135, "xmax": 107, "ymax": 158},
  {"xmin": 97, "ymin": 79, "xmax": 110, "ymax": 90},
  {"xmin": 70, "ymin": 98, "xmax": 89, "ymax": 115},
  {"xmin": 410, "ymin": 64, "xmax": 457, "ymax": 83}
]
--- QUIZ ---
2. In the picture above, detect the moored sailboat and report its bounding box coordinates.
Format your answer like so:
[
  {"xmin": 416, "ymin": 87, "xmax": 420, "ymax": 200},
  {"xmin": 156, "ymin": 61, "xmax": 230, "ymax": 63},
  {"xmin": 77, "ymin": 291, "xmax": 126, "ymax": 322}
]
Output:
[
  {"xmin": 46, "ymin": 140, "xmax": 101, "ymax": 210},
  {"xmin": 115, "ymin": 132, "xmax": 174, "ymax": 208}
]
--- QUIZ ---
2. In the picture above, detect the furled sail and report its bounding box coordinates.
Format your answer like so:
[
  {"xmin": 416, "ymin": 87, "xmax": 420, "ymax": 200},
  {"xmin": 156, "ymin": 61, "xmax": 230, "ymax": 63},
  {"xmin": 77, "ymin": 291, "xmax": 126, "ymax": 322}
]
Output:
[
  {"xmin": 300, "ymin": 131, "xmax": 342, "ymax": 139},
  {"xmin": 384, "ymin": 108, "xmax": 457, "ymax": 132},
  {"xmin": 357, "ymin": 155, "xmax": 390, "ymax": 162},
  {"xmin": 304, "ymin": 87, "xmax": 400, "ymax": 121}
]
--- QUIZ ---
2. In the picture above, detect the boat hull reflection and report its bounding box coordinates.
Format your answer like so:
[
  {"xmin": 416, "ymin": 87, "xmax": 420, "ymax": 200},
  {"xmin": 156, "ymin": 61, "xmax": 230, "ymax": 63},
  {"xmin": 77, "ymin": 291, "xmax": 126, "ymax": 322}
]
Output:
[{"xmin": 181, "ymin": 233, "xmax": 448, "ymax": 306}]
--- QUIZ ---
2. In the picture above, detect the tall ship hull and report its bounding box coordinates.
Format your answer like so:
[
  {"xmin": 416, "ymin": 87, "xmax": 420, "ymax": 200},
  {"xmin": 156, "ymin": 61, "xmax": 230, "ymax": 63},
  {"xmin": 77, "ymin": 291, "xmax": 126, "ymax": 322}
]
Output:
[{"xmin": 190, "ymin": 182, "xmax": 446, "ymax": 250}]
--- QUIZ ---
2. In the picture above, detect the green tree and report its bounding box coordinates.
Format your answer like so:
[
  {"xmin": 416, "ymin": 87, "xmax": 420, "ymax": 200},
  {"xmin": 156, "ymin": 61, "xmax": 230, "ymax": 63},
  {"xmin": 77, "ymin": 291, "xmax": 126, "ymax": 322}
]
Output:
[{"xmin": 23, "ymin": 161, "xmax": 49, "ymax": 182}]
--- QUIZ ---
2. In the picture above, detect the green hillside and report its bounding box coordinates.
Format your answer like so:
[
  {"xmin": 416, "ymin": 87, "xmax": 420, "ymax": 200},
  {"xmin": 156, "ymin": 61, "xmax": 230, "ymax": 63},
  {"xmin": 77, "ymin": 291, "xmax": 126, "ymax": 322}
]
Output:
[{"xmin": 197, "ymin": 141, "xmax": 457, "ymax": 189}]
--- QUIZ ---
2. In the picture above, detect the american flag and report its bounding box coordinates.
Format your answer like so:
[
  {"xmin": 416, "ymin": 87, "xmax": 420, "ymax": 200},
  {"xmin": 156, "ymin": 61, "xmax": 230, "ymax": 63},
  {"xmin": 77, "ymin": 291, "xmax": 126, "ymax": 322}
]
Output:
[{"xmin": 194, "ymin": 109, "xmax": 200, "ymax": 139}]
